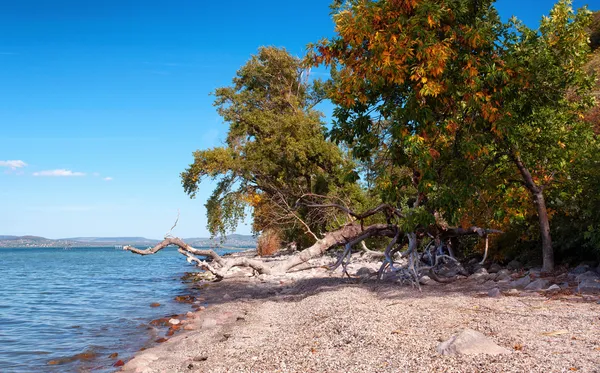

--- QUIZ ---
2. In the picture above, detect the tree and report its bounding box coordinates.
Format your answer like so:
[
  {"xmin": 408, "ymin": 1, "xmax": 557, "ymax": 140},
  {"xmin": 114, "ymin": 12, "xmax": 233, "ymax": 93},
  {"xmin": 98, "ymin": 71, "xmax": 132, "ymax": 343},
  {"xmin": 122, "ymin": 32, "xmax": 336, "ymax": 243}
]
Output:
[
  {"xmin": 180, "ymin": 47, "xmax": 360, "ymax": 246},
  {"xmin": 308, "ymin": 0, "xmax": 507, "ymax": 241},
  {"xmin": 492, "ymin": 1, "xmax": 595, "ymax": 271},
  {"xmin": 310, "ymin": 0, "xmax": 595, "ymax": 272}
]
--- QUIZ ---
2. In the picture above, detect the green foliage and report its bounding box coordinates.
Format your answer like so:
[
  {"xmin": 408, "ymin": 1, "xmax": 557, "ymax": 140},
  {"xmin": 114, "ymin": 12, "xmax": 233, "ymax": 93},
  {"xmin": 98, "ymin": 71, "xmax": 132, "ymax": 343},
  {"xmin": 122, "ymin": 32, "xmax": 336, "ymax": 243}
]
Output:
[{"xmin": 181, "ymin": 47, "xmax": 361, "ymax": 240}]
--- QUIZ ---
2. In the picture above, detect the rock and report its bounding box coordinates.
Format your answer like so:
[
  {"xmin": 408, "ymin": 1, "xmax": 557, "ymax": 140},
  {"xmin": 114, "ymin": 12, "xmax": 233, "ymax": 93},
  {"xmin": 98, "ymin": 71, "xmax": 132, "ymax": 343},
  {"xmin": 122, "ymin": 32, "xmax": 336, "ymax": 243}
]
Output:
[
  {"xmin": 509, "ymin": 275, "xmax": 531, "ymax": 289},
  {"xmin": 575, "ymin": 271, "xmax": 600, "ymax": 282},
  {"xmin": 150, "ymin": 302, "xmax": 161, "ymax": 308},
  {"xmin": 186, "ymin": 311, "xmax": 197, "ymax": 319},
  {"xmin": 113, "ymin": 360, "xmax": 124, "ymax": 367},
  {"xmin": 202, "ymin": 318, "xmax": 217, "ymax": 329},
  {"xmin": 503, "ymin": 289, "xmax": 520, "ymax": 296},
  {"xmin": 469, "ymin": 268, "xmax": 490, "ymax": 282},
  {"xmin": 528, "ymin": 268, "xmax": 542, "ymax": 278},
  {"xmin": 193, "ymin": 355, "xmax": 209, "ymax": 362},
  {"xmin": 168, "ymin": 318, "xmax": 180, "ymax": 325},
  {"xmin": 571, "ymin": 264, "xmax": 590, "ymax": 275},
  {"xmin": 577, "ymin": 279, "xmax": 600, "ymax": 294},
  {"xmin": 546, "ymin": 284, "xmax": 561, "ymax": 291},
  {"xmin": 419, "ymin": 275, "xmax": 436, "ymax": 286},
  {"xmin": 488, "ymin": 263, "xmax": 502, "ymax": 274},
  {"xmin": 184, "ymin": 324, "xmax": 198, "ymax": 331},
  {"xmin": 488, "ymin": 288, "xmax": 502, "ymax": 298},
  {"xmin": 109, "ymin": 352, "xmax": 118, "ymax": 359},
  {"xmin": 222, "ymin": 293, "xmax": 231, "ymax": 300},
  {"xmin": 356, "ymin": 266, "xmax": 376, "ymax": 278},
  {"xmin": 495, "ymin": 269, "xmax": 512, "ymax": 282},
  {"xmin": 437, "ymin": 329, "xmax": 510, "ymax": 356},
  {"xmin": 525, "ymin": 278, "xmax": 551, "ymax": 291},
  {"xmin": 475, "ymin": 267, "xmax": 489, "ymax": 275},
  {"xmin": 507, "ymin": 260, "xmax": 523, "ymax": 271}
]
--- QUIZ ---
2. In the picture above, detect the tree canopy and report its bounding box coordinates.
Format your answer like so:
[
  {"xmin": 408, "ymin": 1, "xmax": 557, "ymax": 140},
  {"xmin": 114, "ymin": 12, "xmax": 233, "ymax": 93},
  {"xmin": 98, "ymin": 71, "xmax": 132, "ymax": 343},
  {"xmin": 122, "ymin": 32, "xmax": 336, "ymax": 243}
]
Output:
[{"xmin": 181, "ymin": 47, "xmax": 363, "ymax": 244}]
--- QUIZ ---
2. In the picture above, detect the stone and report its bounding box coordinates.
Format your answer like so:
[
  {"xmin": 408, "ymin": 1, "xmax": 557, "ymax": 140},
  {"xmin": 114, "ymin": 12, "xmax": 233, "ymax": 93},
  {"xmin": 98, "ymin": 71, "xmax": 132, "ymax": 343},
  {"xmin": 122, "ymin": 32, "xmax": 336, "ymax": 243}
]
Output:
[
  {"xmin": 149, "ymin": 302, "xmax": 161, "ymax": 308},
  {"xmin": 184, "ymin": 324, "xmax": 198, "ymax": 331},
  {"xmin": 525, "ymin": 278, "xmax": 551, "ymax": 291},
  {"xmin": 503, "ymin": 289, "xmax": 520, "ymax": 296},
  {"xmin": 488, "ymin": 263, "xmax": 502, "ymax": 274},
  {"xmin": 419, "ymin": 275, "xmax": 436, "ymax": 286},
  {"xmin": 507, "ymin": 260, "xmax": 523, "ymax": 271},
  {"xmin": 356, "ymin": 266, "xmax": 376, "ymax": 278},
  {"xmin": 509, "ymin": 275, "xmax": 531, "ymax": 289},
  {"xmin": 202, "ymin": 318, "xmax": 217, "ymax": 329},
  {"xmin": 437, "ymin": 329, "xmax": 510, "ymax": 356},
  {"xmin": 571, "ymin": 264, "xmax": 590, "ymax": 275},
  {"xmin": 495, "ymin": 269, "xmax": 512, "ymax": 282},
  {"xmin": 168, "ymin": 318, "xmax": 180, "ymax": 325},
  {"xmin": 488, "ymin": 288, "xmax": 502, "ymax": 298},
  {"xmin": 575, "ymin": 271, "xmax": 600, "ymax": 282},
  {"xmin": 577, "ymin": 279, "xmax": 600, "ymax": 294},
  {"xmin": 193, "ymin": 355, "xmax": 209, "ymax": 362},
  {"xmin": 528, "ymin": 268, "xmax": 542, "ymax": 278},
  {"xmin": 222, "ymin": 293, "xmax": 231, "ymax": 300},
  {"xmin": 546, "ymin": 284, "xmax": 561, "ymax": 291},
  {"xmin": 113, "ymin": 360, "xmax": 125, "ymax": 367}
]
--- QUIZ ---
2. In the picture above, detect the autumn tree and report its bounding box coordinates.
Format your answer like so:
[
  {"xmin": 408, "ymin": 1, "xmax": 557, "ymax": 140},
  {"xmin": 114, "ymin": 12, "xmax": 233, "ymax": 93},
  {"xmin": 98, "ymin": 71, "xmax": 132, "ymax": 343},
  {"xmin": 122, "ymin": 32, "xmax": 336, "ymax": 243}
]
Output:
[
  {"xmin": 309, "ymin": 0, "xmax": 506, "ymax": 240},
  {"xmin": 310, "ymin": 0, "xmax": 595, "ymax": 271}
]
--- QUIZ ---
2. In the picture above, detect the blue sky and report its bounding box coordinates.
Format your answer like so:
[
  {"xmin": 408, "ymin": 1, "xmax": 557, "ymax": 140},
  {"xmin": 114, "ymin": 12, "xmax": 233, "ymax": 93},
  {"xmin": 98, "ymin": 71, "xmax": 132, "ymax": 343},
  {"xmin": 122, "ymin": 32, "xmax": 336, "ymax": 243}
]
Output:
[{"xmin": 0, "ymin": 0, "xmax": 595, "ymax": 239}]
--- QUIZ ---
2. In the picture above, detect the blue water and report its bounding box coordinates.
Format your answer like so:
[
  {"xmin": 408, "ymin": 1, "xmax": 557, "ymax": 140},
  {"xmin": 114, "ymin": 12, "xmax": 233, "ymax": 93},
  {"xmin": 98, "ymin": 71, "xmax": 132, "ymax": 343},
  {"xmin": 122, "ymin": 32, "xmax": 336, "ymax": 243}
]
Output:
[{"xmin": 0, "ymin": 247, "xmax": 221, "ymax": 373}]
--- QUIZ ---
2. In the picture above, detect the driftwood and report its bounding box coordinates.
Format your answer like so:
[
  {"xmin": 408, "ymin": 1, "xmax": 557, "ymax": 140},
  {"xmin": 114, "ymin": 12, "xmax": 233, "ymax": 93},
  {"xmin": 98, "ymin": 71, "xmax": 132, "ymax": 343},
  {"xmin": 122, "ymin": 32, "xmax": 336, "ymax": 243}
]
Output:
[{"xmin": 124, "ymin": 199, "xmax": 501, "ymax": 283}]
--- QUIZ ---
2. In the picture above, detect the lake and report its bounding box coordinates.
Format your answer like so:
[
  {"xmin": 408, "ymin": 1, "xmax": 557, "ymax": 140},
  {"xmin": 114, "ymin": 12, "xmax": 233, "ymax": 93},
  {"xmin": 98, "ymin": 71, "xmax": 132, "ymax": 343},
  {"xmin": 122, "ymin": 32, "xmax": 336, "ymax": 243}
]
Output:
[{"xmin": 0, "ymin": 246, "xmax": 224, "ymax": 372}]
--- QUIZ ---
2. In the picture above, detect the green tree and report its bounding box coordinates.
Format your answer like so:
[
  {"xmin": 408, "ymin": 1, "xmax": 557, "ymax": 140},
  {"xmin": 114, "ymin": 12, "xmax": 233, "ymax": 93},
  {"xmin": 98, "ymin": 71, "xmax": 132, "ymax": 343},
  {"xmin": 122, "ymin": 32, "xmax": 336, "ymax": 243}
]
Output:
[
  {"xmin": 493, "ymin": 1, "xmax": 595, "ymax": 271},
  {"xmin": 181, "ymin": 47, "xmax": 360, "ymax": 244}
]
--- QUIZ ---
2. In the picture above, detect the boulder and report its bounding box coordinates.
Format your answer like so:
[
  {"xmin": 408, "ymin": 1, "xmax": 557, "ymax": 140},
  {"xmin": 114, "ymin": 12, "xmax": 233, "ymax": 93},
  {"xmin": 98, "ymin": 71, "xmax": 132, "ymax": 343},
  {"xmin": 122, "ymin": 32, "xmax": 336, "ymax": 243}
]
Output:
[
  {"xmin": 575, "ymin": 271, "xmax": 600, "ymax": 282},
  {"xmin": 525, "ymin": 278, "xmax": 551, "ymax": 291},
  {"xmin": 509, "ymin": 275, "xmax": 531, "ymax": 289},
  {"xmin": 507, "ymin": 260, "xmax": 523, "ymax": 271},
  {"xmin": 577, "ymin": 279, "xmax": 600, "ymax": 294},
  {"xmin": 168, "ymin": 318, "xmax": 180, "ymax": 325},
  {"xmin": 488, "ymin": 263, "xmax": 503, "ymax": 274},
  {"xmin": 355, "ymin": 266, "xmax": 376, "ymax": 278},
  {"xmin": 528, "ymin": 268, "xmax": 542, "ymax": 278},
  {"xmin": 495, "ymin": 269, "xmax": 512, "ymax": 282},
  {"xmin": 488, "ymin": 288, "xmax": 502, "ymax": 298},
  {"xmin": 437, "ymin": 329, "xmax": 510, "ymax": 356},
  {"xmin": 570, "ymin": 264, "xmax": 590, "ymax": 275},
  {"xmin": 419, "ymin": 275, "xmax": 437, "ymax": 286}
]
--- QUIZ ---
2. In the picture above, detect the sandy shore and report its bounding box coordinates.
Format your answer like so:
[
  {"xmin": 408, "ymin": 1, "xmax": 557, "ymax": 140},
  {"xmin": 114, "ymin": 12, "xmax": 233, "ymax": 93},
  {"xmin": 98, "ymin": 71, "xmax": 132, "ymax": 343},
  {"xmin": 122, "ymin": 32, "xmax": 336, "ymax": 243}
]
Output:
[{"xmin": 120, "ymin": 271, "xmax": 600, "ymax": 373}]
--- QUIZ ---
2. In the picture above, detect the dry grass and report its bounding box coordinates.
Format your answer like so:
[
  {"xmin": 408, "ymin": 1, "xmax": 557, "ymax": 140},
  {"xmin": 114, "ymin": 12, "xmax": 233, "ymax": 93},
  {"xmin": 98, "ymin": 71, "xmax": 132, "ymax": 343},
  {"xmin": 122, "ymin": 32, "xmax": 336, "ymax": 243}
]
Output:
[{"xmin": 257, "ymin": 229, "xmax": 281, "ymax": 256}]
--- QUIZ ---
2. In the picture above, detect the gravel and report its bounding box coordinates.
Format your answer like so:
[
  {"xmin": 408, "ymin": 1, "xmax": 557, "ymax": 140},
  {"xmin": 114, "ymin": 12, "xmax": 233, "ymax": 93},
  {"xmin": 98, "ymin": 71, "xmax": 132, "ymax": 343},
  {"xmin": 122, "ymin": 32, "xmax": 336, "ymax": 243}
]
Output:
[{"xmin": 121, "ymin": 275, "xmax": 600, "ymax": 373}]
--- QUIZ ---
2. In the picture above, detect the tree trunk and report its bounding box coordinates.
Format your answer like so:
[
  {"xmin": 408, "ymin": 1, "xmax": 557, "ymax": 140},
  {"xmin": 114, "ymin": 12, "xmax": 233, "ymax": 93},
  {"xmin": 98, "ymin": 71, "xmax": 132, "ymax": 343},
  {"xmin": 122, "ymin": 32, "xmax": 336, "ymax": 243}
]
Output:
[
  {"xmin": 512, "ymin": 154, "xmax": 554, "ymax": 272},
  {"xmin": 533, "ymin": 191, "xmax": 554, "ymax": 272}
]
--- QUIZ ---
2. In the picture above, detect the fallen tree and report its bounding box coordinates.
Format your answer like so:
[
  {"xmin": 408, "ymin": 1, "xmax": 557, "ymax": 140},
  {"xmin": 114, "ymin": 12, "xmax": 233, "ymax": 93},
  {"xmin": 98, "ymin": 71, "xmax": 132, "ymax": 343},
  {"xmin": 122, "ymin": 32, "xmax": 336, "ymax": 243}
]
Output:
[{"xmin": 124, "ymin": 203, "xmax": 501, "ymax": 286}]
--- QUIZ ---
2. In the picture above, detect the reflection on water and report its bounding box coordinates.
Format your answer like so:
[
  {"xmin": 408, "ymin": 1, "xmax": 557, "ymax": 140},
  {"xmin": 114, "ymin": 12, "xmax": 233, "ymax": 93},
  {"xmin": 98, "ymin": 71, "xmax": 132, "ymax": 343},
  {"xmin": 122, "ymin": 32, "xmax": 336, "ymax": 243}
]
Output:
[{"xmin": 0, "ymin": 247, "xmax": 211, "ymax": 373}]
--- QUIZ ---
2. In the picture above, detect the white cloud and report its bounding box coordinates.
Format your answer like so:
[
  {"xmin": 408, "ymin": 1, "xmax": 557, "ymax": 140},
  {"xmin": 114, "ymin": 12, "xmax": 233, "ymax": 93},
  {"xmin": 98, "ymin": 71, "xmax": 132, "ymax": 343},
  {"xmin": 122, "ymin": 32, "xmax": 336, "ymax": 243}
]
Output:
[
  {"xmin": 0, "ymin": 160, "xmax": 27, "ymax": 170},
  {"xmin": 33, "ymin": 169, "xmax": 85, "ymax": 177},
  {"xmin": 103, "ymin": 177, "xmax": 113, "ymax": 181}
]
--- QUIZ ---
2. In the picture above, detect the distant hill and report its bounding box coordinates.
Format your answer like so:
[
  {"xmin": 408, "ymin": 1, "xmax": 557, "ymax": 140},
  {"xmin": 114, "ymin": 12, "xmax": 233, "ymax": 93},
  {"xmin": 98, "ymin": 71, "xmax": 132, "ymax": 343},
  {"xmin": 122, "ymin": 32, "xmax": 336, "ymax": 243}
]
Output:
[
  {"xmin": 0, "ymin": 234, "xmax": 256, "ymax": 248},
  {"xmin": 64, "ymin": 237, "xmax": 160, "ymax": 244}
]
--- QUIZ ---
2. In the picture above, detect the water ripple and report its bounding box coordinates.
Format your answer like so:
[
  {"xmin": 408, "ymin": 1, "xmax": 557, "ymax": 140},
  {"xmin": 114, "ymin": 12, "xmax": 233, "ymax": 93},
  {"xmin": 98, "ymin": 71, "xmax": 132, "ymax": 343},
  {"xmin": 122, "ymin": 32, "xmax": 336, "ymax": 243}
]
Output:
[{"xmin": 0, "ymin": 247, "xmax": 214, "ymax": 373}]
